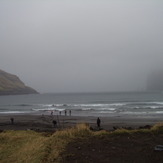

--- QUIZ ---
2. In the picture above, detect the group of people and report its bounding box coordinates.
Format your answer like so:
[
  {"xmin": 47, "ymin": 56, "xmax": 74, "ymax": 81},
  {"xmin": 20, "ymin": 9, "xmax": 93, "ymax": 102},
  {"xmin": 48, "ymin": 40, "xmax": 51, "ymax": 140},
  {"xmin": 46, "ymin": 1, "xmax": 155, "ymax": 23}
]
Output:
[
  {"xmin": 10, "ymin": 115, "xmax": 101, "ymax": 129},
  {"xmin": 51, "ymin": 110, "xmax": 72, "ymax": 116},
  {"xmin": 51, "ymin": 110, "xmax": 71, "ymax": 128},
  {"xmin": 64, "ymin": 110, "xmax": 71, "ymax": 116}
]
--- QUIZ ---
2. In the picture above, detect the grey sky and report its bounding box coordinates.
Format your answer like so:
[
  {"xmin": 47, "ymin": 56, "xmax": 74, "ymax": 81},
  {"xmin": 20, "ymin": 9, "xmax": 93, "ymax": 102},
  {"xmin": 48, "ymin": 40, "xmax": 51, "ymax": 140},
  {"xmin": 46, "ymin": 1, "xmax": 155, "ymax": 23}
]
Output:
[{"xmin": 0, "ymin": 0, "xmax": 163, "ymax": 93}]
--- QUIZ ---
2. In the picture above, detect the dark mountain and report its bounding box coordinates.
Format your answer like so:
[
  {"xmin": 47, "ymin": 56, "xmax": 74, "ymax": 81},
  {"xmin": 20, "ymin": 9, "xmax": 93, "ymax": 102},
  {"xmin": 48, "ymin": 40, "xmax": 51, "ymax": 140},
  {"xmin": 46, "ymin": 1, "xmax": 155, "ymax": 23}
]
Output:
[{"xmin": 0, "ymin": 69, "xmax": 38, "ymax": 95}]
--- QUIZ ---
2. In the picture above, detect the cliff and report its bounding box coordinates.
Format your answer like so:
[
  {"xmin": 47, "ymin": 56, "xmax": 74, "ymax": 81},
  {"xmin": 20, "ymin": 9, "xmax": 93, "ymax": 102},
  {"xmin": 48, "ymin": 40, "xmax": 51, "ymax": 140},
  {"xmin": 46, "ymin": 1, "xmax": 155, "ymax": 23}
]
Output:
[{"xmin": 0, "ymin": 69, "xmax": 38, "ymax": 95}]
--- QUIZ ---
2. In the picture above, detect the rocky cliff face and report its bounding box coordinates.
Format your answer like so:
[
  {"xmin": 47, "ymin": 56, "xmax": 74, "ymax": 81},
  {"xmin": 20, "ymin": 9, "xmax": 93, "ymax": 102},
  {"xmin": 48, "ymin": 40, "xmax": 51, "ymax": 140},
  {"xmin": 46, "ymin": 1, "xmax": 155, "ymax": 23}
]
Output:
[{"xmin": 0, "ymin": 69, "xmax": 38, "ymax": 95}]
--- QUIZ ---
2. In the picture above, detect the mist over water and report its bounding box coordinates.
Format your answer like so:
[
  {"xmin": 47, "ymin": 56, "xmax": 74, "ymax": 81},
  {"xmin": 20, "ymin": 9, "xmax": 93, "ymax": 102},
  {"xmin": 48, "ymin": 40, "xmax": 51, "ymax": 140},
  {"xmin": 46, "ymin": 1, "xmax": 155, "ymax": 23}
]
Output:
[{"xmin": 0, "ymin": 1, "xmax": 163, "ymax": 93}]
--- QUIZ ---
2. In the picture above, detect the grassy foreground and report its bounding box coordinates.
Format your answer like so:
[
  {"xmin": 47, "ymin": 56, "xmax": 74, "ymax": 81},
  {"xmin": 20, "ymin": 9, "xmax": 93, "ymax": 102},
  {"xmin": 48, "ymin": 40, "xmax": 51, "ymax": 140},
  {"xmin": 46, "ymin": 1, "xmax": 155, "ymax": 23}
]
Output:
[{"xmin": 0, "ymin": 123, "xmax": 163, "ymax": 163}]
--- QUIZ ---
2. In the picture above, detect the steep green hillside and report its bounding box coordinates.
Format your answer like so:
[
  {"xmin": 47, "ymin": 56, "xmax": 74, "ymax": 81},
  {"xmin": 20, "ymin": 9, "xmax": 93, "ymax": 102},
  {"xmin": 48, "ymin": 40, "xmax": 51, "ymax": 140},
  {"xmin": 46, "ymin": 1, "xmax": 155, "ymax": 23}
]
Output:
[{"xmin": 0, "ymin": 69, "xmax": 38, "ymax": 95}]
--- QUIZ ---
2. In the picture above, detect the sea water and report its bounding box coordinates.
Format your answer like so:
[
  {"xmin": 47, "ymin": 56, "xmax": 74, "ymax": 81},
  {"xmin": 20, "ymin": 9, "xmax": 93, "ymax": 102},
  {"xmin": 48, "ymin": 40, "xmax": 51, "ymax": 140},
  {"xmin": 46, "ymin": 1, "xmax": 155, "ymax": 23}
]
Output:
[{"xmin": 0, "ymin": 92, "xmax": 163, "ymax": 117}]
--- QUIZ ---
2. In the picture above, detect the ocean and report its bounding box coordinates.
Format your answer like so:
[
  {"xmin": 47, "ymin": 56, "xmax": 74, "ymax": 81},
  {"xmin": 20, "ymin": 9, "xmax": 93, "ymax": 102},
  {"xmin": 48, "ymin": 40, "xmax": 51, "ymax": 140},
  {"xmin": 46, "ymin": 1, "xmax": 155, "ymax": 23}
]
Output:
[{"xmin": 0, "ymin": 92, "xmax": 163, "ymax": 117}]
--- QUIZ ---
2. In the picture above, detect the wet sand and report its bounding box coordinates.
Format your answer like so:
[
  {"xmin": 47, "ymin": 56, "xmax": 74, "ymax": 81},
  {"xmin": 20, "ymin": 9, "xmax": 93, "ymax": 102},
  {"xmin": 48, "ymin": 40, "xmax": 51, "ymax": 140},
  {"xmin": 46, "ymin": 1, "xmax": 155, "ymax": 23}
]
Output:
[{"xmin": 0, "ymin": 114, "xmax": 163, "ymax": 132}]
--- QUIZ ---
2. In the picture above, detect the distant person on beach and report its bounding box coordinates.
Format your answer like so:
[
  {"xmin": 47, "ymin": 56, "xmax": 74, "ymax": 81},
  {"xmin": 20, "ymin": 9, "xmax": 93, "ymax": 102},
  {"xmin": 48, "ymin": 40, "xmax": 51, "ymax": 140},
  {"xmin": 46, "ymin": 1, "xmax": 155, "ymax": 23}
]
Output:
[
  {"xmin": 59, "ymin": 111, "xmax": 61, "ymax": 116},
  {"xmin": 52, "ymin": 120, "xmax": 57, "ymax": 127},
  {"xmin": 51, "ymin": 111, "xmax": 53, "ymax": 116},
  {"xmin": 69, "ymin": 110, "xmax": 71, "ymax": 116},
  {"xmin": 97, "ymin": 117, "xmax": 101, "ymax": 128},
  {"xmin": 10, "ymin": 118, "xmax": 14, "ymax": 125},
  {"xmin": 65, "ymin": 110, "xmax": 67, "ymax": 116}
]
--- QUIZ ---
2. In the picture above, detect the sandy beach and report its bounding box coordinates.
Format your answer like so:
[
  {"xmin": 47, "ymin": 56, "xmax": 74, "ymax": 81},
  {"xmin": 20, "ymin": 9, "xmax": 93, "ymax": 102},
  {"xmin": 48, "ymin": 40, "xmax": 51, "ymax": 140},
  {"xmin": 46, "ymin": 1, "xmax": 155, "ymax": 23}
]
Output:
[{"xmin": 0, "ymin": 114, "xmax": 163, "ymax": 131}]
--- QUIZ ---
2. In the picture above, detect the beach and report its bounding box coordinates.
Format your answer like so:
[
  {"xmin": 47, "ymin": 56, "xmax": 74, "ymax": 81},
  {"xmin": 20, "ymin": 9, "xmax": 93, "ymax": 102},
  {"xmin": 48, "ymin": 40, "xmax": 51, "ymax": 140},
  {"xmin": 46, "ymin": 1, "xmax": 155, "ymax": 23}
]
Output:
[
  {"xmin": 1, "ymin": 114, "xmax": 163, "ymax": 163},
  {"xmin": 0, "ymin": 114, "xmax": 163, "ymax": 131}
]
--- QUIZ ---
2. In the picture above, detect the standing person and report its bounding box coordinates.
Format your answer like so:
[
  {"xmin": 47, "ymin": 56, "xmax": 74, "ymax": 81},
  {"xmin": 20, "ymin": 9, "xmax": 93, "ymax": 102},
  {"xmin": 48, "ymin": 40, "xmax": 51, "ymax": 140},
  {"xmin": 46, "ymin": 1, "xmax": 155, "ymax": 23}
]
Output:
[
  {"xmin": 10, "ymin": 118, "xmax": 14, "ymax": 125},
  {"xmin": 97, "ymin": 117, "xmax": 101, "ymax": 128},
  {"xmin": 65, "ymin": 110, "xmax": 67, "ymax": 116},
  {"xmin": 52, "ymin": 120, "xmax": 57, "ymax": 127},
  {"xmin": 69, "ymin": 110, "xmax": 71, "ymax": 116},
  {"xmin": 51, "ymin": 111, "xmax": 53, "ymax": 116}
]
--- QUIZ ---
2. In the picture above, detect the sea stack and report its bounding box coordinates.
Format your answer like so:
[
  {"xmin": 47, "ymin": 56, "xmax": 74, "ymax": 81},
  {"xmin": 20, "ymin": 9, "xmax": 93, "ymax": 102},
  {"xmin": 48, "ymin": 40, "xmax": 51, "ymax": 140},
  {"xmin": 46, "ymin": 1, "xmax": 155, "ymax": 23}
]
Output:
[{"xmin": 146, "ymin": 70, "xmax": 163, "ymax": 92}]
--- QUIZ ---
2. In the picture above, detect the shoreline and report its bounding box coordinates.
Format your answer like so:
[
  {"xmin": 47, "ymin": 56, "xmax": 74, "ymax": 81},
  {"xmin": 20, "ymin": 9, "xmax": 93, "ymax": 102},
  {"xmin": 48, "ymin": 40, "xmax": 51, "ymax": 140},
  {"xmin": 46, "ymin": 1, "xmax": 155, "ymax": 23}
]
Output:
[{"xmin": 0, "ymin": 114, "xmax": 163, "ymax": 131}]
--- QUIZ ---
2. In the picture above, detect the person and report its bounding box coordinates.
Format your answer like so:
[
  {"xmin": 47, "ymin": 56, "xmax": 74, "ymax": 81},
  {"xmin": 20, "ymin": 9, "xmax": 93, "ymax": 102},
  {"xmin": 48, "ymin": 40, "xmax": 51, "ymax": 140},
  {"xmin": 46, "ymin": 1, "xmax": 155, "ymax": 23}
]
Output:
[
  {"xmin": 51, "ymin": 111, "xmax": 53, "ymax": 116},
  {"xmin": 65, "ymin": 110, "xmax": 67, "ymax": 116},
  {"xmin": 59, "ymin": 111, "xmax": 61, "ymax": 116},
  {"xmin": 10, "ymin": 118, "xmax": 14, "ymax": 125},
  {"xmin": 52, "ymin": 120, "xmax": 57, "ymax": 127},
  {"xmin": 97, "ymin": 117, "xmax": 101, "ymax": 128},
  {"xmin": 69, "ymin": 110, "xmax": 71, "ymax": 116}
]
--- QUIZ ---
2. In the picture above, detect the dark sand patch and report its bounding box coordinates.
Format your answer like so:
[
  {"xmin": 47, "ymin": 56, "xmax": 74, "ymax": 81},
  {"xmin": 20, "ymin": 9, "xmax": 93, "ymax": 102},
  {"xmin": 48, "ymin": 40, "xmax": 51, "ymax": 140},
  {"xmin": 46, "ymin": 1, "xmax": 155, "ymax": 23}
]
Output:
[
  {"xmin": 62, "ymin": 133, "xmax": 163, "ymax": 163},
  {"xmin": 0, "ymin": 114, "xmax": 163, "ymax": 132}
]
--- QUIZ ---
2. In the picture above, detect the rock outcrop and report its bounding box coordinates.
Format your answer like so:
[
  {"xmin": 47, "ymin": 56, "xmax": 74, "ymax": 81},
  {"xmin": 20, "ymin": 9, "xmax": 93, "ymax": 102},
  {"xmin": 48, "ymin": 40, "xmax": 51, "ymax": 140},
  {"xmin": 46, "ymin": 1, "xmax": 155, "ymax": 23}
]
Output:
[{"xmin": 0, "ymin": 69, "xmax": 38, "ymax": 95}]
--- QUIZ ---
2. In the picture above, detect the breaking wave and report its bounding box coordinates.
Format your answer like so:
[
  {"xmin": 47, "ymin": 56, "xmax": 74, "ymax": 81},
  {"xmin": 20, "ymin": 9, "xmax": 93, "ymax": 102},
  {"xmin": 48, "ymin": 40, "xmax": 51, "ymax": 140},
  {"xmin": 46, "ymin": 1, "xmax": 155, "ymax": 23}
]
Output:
[{"xmin": 1, "ymin": 101, "xmax": 163, "ymax": 116}]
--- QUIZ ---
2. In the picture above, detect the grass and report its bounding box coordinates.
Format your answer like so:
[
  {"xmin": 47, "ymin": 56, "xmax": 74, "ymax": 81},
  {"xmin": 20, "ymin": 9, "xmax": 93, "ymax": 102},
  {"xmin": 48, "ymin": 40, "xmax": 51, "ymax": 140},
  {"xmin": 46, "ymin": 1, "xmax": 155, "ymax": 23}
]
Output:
[
  {"xmin": 0, "ymin": 130, "xmax": 48, "ymax": 163},
  {"xmin": 0, "ymin": 123, "xmax": 163, "ymax": 163},
  {"xmin": 43, "ymin": 123, "xmax": 92, "ymax": 162}
]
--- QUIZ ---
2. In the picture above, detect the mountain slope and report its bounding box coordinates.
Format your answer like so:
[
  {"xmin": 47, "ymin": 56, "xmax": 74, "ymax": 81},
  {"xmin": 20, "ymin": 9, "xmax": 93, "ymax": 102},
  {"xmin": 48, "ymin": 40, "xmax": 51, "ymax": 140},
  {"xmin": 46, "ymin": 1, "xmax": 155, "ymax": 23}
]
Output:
[{"xmin": 0, "ymin": 69, "xmax": 38, "ymax": 95}]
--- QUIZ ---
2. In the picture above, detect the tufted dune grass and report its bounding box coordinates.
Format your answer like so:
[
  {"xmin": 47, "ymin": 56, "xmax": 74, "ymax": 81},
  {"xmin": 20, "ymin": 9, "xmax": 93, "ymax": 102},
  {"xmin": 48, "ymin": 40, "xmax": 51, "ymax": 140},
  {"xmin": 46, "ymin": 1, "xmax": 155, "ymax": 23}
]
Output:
[{"xmin": 0, "ymin": 123, "xmax": 163, "ymax": 163}]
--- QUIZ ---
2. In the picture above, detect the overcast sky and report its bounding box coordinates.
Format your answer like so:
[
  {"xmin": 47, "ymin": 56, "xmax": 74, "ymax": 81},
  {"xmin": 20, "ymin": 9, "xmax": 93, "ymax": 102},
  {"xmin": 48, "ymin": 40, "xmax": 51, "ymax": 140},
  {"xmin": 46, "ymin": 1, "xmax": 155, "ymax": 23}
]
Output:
[{"xmin": 0, "ymin": 0, "xmax": 163, "ymax": 93}]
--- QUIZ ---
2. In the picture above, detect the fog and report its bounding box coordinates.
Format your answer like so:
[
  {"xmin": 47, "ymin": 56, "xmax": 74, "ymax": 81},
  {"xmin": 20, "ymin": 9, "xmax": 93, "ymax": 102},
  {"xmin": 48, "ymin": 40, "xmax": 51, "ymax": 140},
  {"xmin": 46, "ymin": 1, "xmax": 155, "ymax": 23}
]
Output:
[{"xmin": 0, "ymin": 0, "xmax": 163, "ymax": 93}]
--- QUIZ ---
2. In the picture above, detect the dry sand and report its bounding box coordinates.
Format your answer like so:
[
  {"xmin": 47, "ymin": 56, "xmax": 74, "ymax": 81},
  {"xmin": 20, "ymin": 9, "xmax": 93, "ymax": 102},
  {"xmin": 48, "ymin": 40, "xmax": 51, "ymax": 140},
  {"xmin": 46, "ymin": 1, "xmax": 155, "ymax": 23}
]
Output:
[{"xmin": 0, "ymin": 114, "xmax": 163, "ymax": 132}]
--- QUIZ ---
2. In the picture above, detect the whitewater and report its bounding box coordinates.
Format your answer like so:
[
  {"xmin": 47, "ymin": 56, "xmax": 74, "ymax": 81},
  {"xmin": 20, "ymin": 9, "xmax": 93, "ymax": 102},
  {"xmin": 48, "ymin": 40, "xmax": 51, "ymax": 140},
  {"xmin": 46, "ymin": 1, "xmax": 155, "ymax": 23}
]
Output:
[{"xmin": 0, "ymin": 92, "xmax": 163, "ymax": 117}]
